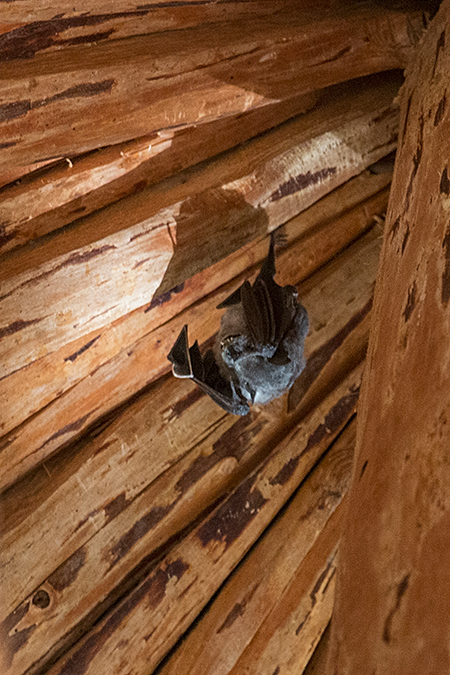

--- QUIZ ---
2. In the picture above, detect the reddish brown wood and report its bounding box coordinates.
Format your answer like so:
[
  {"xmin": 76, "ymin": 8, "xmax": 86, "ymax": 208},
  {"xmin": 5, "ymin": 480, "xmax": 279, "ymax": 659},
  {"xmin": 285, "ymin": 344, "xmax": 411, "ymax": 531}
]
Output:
[
  {"xmin": 159, "ymin": 420, "xmax": 355, "ymax": 675},
  {"xmin": 327, "ymin": 3, "xmax": 450, "ymax": 673},
  {"xmin": 0, "ymin": 4, "xmax": 421, "ymax": 168},
  {"xmin": 39, "ymin": 367, "xmax": 362, "ymax": 675},
  {"xmin": 0, "ymin": 183, "xmax": 387, "ymax": 492}
]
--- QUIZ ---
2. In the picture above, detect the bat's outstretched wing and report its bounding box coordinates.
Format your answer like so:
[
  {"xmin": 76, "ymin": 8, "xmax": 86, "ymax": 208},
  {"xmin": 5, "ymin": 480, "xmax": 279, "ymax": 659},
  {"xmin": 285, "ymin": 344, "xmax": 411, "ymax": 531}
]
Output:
[
  {"xmin": 217, "ymin": 233, "xmax": 297, "ymax": 351},
  {"xmin": 167, "ymin": 325, "xmax": 250, "ymax": 416}
]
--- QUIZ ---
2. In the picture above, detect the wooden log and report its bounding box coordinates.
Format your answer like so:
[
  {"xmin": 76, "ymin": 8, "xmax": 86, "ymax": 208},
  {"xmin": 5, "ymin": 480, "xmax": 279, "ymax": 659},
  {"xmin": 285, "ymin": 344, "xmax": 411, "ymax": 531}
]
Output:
[
  {"xmin": 0, "ymin": 4, "xmax": 421, "ymax": 168},
  {"xmin": 0, "ymin": 1, "xmax": 296, "ymax": 56},
  {"xmin": 0, "ymin": 182, "xmax": 388, "ymax": 492},
  {"xmin": 0, "ymin": 71, "xmax": 399, "ymax": 283},
  {"xmin": 0, "ymin": 228, "xmax": 380, "ymax": 675},
  {"xmin": 304, "ymin": 624, "xmax": 332, "ymax": 675},
  {"xmin": 0, "ymin": 225, "xmax": 381, "ymax": 624},
  {"xmin": 227, "ymin": 506, "xmax": 340, "ymax": 675},
  {"xmin": 0, "ymin": 90, "xmax": 319, "ymax": 254},
  {"xmin": 0, "ymin": 170, "xmax": 389, "ymax": 439},
  {"xmin": 0, "ymin": 157, "xmax": 62, "ymax": 190},
  {"xmin": 0, "ymin": 77, "xmax": 398, "ymax": 384},
  {"xmin": 0, "ymin": 210, "xmax": 175, "ymax": 378},
  {"xmin": 326, "ymin": 2, "xmax": 450, "ymax": 674},
  {"xmin": 34, "ymin": 366, "xmax": 362, "ymax": 675},
  {"xmin": 158, "ymin": 420, "xmax": 355, "ymax": 675}
]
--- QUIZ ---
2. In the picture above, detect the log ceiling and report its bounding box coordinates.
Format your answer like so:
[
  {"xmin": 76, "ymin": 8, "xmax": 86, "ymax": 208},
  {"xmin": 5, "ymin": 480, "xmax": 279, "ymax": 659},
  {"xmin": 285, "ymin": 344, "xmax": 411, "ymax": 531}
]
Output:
[{"xmin": 0, "ymin": 1, "xmax": 448, "ymax": 674}]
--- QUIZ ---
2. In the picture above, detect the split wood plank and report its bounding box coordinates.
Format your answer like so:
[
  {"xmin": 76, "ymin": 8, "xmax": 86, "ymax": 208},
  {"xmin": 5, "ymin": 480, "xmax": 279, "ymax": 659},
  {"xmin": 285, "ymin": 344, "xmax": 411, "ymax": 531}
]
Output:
[
  {"xmin": 0, "ymin": 90, "xmax": 319, "ymax": 254},
  {"xmin": 326, "ymin": 2, "xmax": 450, "ymax": 674},
  {"xmin": 0, "ymin": 157, "xmax": 62, "ymax": 191},
  {"xmin": 0, "ymin": 4, "xmax": 422, "ymax": 168},
  {"xmin": 158, "ymin": 420, "xmax": 355, "ymax": 675},
  {"xmin": 0, "ymin": 227, "xmax": 380, "ymax": 671},
  {"xmin": 0, "ymin": 183, "xmax": 388, "ymax": 492},
  {"xmin": 0, "ymin": 77, "xmax": 399, "ymax": 385},
  {"xmin": 0, "ymin": 1, "xmax": 295, "ymax": 59},
  {"xmin": 37, "ymin": 365, "xmax": 362, "ymax": 675},
  {"xmin": 304, "ymin": 624, "xmax": 332, "ymax": 675}
]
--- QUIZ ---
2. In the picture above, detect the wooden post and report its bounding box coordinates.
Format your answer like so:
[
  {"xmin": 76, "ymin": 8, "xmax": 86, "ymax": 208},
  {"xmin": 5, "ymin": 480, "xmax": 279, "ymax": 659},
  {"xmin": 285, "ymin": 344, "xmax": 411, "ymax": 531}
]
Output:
[{"xmin": 327, "ymin": 2, "xmax": 450, "ymax": 673}]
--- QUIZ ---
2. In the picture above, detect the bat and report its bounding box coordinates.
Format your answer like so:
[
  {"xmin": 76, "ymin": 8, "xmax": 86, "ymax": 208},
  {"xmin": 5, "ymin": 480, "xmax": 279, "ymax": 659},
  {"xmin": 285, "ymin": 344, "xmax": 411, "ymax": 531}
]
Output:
[{"xmin": 167, "ymin": 232, "xmax": 309, "ymax": 415}]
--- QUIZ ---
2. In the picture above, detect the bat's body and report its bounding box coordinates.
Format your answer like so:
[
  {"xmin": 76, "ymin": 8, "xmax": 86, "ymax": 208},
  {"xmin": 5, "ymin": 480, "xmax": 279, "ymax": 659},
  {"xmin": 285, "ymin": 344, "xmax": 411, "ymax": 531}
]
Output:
[{"xmin": 168, "ymin": 233, "xmax": 309, "ymax": 415}]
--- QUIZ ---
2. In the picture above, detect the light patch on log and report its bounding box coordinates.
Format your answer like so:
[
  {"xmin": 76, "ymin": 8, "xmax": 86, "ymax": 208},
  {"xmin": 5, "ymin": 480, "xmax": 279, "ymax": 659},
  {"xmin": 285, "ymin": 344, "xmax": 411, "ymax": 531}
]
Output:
[{"xmin": 0, "ymin": 210, "xmax": 176, "ymax": 378}]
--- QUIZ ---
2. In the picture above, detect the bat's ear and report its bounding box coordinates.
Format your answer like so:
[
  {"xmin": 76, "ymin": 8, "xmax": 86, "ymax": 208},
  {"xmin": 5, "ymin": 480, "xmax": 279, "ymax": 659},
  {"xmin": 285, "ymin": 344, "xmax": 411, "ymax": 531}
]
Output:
[
  {"xmin": 167, "ymin": 325, "xmax": 193, "ymax": 378},
  {"xmin": 216, "ymin": 284, "xmax": 244, "ymax": 309}
]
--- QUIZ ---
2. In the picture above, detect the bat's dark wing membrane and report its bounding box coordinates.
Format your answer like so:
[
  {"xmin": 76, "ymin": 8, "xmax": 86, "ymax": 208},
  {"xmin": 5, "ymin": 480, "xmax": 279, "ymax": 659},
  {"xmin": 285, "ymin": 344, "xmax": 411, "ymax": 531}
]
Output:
[
  {"xmin": 216, "ymin": 232, "xmax": 295, "ymax": 350},
  {"xmin": 219, "ymin": 232, "xmax": 297, "ymax": 351},
  {"xmin": 167, "ymin": 325, "xmax": 250, "ymax": 416}
]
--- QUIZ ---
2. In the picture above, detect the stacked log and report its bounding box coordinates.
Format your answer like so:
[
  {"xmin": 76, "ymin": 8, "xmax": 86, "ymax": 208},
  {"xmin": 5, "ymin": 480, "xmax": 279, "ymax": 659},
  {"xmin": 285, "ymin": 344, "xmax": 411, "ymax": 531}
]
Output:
[{"xmin": 0, "ymin": 2, "xmax": 430, "ymax": 674}]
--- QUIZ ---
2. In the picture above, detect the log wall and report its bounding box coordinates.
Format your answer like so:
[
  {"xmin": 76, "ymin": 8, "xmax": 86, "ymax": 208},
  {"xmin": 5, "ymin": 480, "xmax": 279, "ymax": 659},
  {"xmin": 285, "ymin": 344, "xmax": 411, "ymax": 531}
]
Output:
[{"xmin": 0, "ymin": 1, "xmax": 437, "ymax": 674}]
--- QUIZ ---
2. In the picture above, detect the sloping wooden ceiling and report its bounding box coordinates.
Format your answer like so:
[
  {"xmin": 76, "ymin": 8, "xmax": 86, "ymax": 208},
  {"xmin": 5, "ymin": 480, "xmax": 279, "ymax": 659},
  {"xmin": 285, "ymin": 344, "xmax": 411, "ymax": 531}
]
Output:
[{"xmin": 0, "ymin": 2, "xmax": 446, "ymax": 675}]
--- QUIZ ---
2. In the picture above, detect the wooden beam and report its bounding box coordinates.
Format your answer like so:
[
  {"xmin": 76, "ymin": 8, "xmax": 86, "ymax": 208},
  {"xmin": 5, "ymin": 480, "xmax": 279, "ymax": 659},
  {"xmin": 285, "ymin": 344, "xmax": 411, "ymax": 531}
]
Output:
[
  {"xmin": 327, "ymin": 2, "xmax": 450, "ymax": 673},
  {"xmin": 0, "ymin": 75, "xmax": 398, "ymax": 388},
  {"xmin": 36, "ymin": 367, "xmax": 362, "ymax": 675},
  {"xmin": 0, "ymin": 71, "xmax": 400, "ymax": 283},
  {"xmin": 159, "ymin": 420, "xmax": 355, "ymax": 675},
  {"xmin": 0, "ymin": 90, "xmax": 319, "ymax": 255},
  {"xmin": 0, "ymin": 4, "xmax": 421, "ymax": 168},
  {"xmin": 0, "ymin": 230, "xmax": 379, "ymax": 674},
  {"xmin": 0, "ymin": 181, "xmax": 387, "ymax": 492},
  {"xmin": 0, "ymin": 1, "xmax": 296, "ymax": 56}
]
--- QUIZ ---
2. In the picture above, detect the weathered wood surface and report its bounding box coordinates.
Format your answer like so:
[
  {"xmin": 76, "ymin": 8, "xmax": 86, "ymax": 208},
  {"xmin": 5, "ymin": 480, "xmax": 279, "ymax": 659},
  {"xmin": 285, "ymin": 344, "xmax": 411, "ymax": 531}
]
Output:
[
  {"xmin": 227, "ymin": 507, "xmax": 340, "ymax": 675},
  {"xmin": 0, "ymin": 0, "xmax": 295, "ymax": 55},
  {"xmin": 0, "ymin": 73, "xmax": 397, "ymax": 414},
  {"xmin": 0, "ymin": 177, "xmax": 388, "ymax": 492},
  {"xmin": 0, "ymin": 4, "xmax": 421, "ymax": 168},
  {"xmin": 0, "ymin": 213, "xmax": 175, "ymax": 378},
  {"xmin": 0, "ymin": 72, "xmax": 399, "ymax": 283},
  {"xmin": 0, "ymin": 90, "xmax": 319, "ymax": 254},
  {"xmin": 327, "ymin": 2, "xmax": 450, "ymax": 674},
  {"xmin": 304, "ymin": 624, "xmax": 331, "ymax": 675},
  {"xmin": 0, "ymin": 70, "xmax": 397, "ymax": 257},
  {"xmin": 36, "ymin": 366, "xmax": 362, "ymax": 675},
  {"xmin": 159, "ymin": 420, "xmax": 355, "ymax": 675},
  {"xmin": 0, "ymin": 222, "xmax": 380, "ymax": 674}
]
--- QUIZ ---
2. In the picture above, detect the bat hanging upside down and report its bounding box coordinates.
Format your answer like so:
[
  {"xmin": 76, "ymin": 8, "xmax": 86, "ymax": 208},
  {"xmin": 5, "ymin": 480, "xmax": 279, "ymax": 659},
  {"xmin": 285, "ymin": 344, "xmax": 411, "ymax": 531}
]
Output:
[{"xmin": 167, "ymin": 233, "xmax": 309, "ymax": 415}]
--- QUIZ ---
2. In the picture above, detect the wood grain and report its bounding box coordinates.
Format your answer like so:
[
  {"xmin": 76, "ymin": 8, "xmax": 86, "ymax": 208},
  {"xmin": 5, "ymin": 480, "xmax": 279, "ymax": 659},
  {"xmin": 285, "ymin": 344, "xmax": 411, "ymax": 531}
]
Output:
[
  {"xmin": 159, "ymin": 420, "xmax": 355, "ymax": 675},
  {"xmin": 0, "ymin": 182, "xmax": 388, "ymax": 492},
  {"xmin": 39, "ymin": 366, "xmax": 362, "ymax": 675},
  {"xmin": 0, "ymin": 4, "xmax": 421, "ymax": 168},
  {"xmin": 327, "ymin": 2, "xmax": 450, "ymax": 673},
  {"xmin": 0, "ymin": 225, "xmax": 380, "ymax": 674}
]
